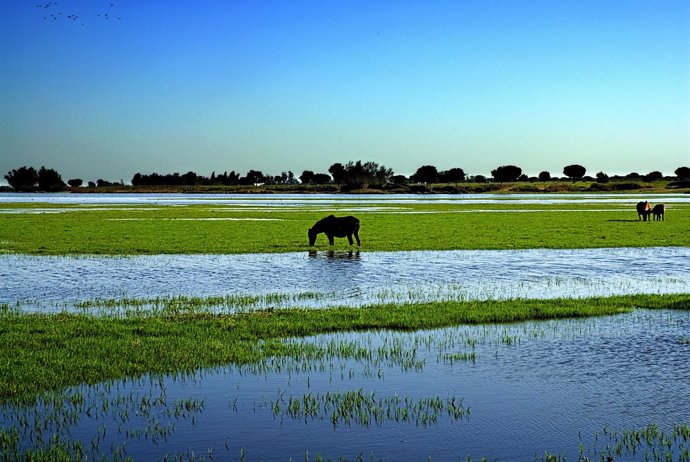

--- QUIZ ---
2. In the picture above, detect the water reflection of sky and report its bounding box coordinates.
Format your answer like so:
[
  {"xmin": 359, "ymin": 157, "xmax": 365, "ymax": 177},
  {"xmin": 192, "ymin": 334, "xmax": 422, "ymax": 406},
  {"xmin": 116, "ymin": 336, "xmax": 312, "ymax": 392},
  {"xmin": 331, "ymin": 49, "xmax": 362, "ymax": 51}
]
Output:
[
  {"xmin": 1, "ymin": 310, "xmax": 688, "ymax": 461},
  {"xmin": 1, "ymin": 192, "xmax": 690, "ymax": 206},
  {"xmin": 2, "ymin": 247, "xmax": 689, "ymax": 312}
]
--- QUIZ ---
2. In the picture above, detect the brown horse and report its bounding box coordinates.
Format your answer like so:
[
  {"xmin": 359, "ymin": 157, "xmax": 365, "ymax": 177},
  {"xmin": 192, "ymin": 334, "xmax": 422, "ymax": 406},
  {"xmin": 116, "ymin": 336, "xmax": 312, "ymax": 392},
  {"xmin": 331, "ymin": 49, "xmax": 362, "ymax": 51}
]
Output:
[
  {"xmin": 636, "ymin": 201, "xmax": 651, "ymax": 221},
  {"xmin": 308, "ymin": 215, "xmax": 360, "ymax": 246},
  {"xmin": 652, "ymin": 203, "xmax": 665, "ymax": 221}
]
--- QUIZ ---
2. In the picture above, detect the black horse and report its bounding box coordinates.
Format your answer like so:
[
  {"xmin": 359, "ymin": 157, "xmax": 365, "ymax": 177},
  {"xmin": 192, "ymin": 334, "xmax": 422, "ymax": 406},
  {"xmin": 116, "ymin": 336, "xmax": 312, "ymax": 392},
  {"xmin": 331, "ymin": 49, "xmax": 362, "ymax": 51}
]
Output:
[
  {"xmin": 636, "ymin": 201, "xmax": 651, "ymax": 221},
  {"xmin": 308, "ymin": 215, "xmax": 360, "ymax": 246}
]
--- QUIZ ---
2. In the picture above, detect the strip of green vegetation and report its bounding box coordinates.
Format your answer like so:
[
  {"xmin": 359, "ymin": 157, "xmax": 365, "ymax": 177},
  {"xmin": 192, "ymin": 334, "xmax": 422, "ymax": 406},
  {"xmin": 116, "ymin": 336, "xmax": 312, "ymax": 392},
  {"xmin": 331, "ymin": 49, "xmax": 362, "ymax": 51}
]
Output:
[
  {"xmin": 1, "ymin": 201, "xmax": 689, "ymax": 254},
  {"xmin": 2, "ymin": 294, "xmax": 688, "ymax": 404}
]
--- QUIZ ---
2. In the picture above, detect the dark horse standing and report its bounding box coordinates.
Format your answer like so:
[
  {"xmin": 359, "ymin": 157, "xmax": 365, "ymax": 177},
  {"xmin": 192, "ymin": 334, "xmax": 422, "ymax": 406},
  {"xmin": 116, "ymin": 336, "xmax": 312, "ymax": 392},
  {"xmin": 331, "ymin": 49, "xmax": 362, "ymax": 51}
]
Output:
[
  {"xmin": 636, "ymin": 201, "xmax": 651, "ymax": 221},
  {"xmin": 308, "ymin": 215, "xmax": 361, "ymax": 246}
]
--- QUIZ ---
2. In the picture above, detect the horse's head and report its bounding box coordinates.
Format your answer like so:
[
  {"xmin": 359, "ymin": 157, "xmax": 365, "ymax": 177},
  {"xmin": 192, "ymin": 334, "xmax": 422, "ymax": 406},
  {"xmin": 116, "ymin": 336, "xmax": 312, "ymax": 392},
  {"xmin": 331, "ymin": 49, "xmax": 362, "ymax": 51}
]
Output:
[{"xmin": 308, "ymin": 227, "xmax": 317, "ymax": 246}]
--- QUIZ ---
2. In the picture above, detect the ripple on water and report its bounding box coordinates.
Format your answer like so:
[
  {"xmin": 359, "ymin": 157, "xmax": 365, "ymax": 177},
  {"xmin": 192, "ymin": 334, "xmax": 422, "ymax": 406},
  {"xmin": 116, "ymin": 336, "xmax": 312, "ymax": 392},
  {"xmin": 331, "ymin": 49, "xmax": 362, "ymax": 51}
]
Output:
[
  {"xmin": 1, "ymin": 247, "xmax": 690, "ymax": 312},
  {"xmin": 0, "ymin": 310, "xmax": 688, "ymax": 461}
]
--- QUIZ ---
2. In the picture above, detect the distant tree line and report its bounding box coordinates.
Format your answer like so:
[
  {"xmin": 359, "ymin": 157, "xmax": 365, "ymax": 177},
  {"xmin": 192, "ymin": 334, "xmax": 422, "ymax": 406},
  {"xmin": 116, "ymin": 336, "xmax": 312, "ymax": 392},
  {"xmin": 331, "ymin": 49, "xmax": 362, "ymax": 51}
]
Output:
[
  {"xmin": 129, "ymin": 161, "xmax": 396, "ymax": 189},
  {"xmin": 5, "ymin": 163, "xmax": 690, "ymax": 192},
  {"xmin": 131, "ymin": 170, "xmax": 301, "ymax": 186},
  {"xmin": 328, "ymin": 161, "xmax": 393, "ymax": 189},
  {"xmin": 408, "ymin": 165, "xmax": 466, "ymax": 184},
  {"xmin": 3, "ymin": 166, "xmax": 66, "ymax": 192}
]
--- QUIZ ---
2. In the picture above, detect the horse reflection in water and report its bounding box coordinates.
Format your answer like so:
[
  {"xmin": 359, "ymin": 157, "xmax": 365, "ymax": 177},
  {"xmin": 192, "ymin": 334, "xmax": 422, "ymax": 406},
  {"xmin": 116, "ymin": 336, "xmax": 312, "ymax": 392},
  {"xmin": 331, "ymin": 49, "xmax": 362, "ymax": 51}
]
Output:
[
  {"xmin": 307, "ymin": 248, "xmax": 364, "ymax": 301},
  {"xmin": 308, "ymin": 215, "xmax": 361, "ymax": 246},
  {"xmin": 308, "ymin": 249, "xmax": 361, "ymax": 260}
]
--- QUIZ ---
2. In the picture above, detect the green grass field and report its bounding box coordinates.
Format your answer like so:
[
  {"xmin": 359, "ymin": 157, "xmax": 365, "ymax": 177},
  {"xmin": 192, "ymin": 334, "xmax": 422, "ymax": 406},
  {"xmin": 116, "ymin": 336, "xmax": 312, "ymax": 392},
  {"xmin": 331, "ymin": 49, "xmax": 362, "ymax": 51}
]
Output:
[{"xmin": 1, "ymin": 199, "xmax": 688, "ymax": 254}]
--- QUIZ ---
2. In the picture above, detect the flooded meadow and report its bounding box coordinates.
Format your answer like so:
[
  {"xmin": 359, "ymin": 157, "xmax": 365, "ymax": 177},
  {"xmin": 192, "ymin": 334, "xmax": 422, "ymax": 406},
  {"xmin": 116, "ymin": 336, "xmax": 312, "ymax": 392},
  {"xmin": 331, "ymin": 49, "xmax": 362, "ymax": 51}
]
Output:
[
  {"xmin": 1, "ymin": 193, "xmax": 689, "ymax": 460},
  {"xmin": 1, "ymin": 310, "xmax": 689, "ymax": 461}
]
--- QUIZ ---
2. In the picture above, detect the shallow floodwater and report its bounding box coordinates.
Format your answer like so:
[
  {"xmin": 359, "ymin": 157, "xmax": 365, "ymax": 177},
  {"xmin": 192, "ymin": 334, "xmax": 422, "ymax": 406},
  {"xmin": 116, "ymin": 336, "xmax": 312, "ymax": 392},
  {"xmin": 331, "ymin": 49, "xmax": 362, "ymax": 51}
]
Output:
[
  {"xmin": 2, "ymin": 247, "xmax": 690, "ymax": 312},
  {"xmin": 2, "ymin": 191, "xmax": 690, "ymax": 207},
  {"xmin": 2, "ymin": 309, "xmax": 688, "ymax": 461}
]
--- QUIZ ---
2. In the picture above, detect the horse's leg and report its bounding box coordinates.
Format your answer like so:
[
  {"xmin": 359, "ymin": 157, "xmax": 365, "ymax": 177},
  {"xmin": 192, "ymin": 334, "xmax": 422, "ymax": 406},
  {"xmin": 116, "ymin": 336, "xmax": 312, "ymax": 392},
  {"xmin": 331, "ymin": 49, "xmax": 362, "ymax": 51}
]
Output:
[
  {"xmin": 327, "ymin": 234, "xmax": 334, "ymax": 245},
  {"xmin": 347, "ymin": 234, "xmax": 353, "ymax": 245},
  {"xmin": 354, "ymin": 230, "xmax": 360, "ymax": 246}
]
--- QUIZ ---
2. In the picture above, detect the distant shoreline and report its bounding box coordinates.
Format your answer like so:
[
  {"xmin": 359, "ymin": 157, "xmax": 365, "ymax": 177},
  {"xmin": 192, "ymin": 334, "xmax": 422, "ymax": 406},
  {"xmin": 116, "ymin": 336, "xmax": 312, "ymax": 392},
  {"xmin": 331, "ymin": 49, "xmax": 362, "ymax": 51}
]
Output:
[{"xmin": 1, "ymin": 179, "xmax": 689, "ymax": 195}]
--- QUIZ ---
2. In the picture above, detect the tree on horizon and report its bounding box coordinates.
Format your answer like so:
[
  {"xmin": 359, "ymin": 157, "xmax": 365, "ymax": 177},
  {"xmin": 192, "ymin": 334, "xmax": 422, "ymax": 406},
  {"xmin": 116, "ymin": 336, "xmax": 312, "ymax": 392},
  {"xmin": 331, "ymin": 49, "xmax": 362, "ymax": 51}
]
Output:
[
  {"xmin": 312, "ymin": 173, "xmax": 332, "ymax": 184},
  {"xmin": 563, "ymin": 164, "xmax": 587, "ymax": 181},
  {"xmin": 241, "ymin": 170, "xmax": 265, "ymax": 185},
  {"xmin": 491, "ymin": 165, "xmax": 522, "ymax": 183},
  {"xmin": 410, "ymin": 165, "xmax": 439, "ymax": 184},
  {"xmin": 643, "ymin": 171, "xmax": 663, "ymax": 184},
  {"xmin": 299, "ymin": 170, "xmax": 315, "ymax": 185},
  {"xmin": 328, "ymin": 163, "xmax": 346, "ymax": 185},
  {"xmin": 675, "ymin": 166, "xmax": 690, "ymax": 180},
  {"xmin": 4, "ymin": 166, "xmax": 39, "ymax": 191},
  {"xmin": 440, "ymin": 168, "xmax": 466, "ymax": 184},
  {"xmin": 596, "ymin": 171, "xmax": 610, "ymax": 184}
]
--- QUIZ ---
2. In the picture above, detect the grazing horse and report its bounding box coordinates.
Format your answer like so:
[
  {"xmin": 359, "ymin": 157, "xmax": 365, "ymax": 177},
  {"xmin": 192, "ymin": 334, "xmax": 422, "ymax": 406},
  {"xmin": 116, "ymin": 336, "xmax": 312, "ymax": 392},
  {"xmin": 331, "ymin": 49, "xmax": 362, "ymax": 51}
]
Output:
[
  {"xmin": 308, "ymin": 215, "xmax": 360, "ymax": 246},
  {"xmin": 636, "ymin": 201, "xmax": 651, "ymax": 221},
  {"xmin": 652, "ymin": 203, "xmax": 665, "ymax": 221}
]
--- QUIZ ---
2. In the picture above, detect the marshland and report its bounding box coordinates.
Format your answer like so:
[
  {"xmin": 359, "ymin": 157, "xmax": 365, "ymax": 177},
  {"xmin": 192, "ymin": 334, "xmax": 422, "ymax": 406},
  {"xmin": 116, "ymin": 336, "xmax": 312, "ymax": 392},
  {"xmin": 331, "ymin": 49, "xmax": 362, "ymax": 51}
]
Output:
[{"xmin": 1, "ymin": 193, "xmax": 689, "ymax": 461}]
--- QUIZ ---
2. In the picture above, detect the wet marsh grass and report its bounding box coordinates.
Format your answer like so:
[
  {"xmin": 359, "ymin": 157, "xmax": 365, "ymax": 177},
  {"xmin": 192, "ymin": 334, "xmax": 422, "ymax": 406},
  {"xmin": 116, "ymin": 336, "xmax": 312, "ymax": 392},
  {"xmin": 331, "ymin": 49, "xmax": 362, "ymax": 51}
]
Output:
[
  {"xmin": 267, "ymin": 388, "xmax": 470, "ymax": 427},
  {"xmin": 1, "ymin": 350, "xmax": 688, "ymax": 462},
  {"xmin": 0, "ymin": 375, "xmax": 207, "ymax": 462},
  {"xmin": 0, "ymin": 305, "xmax": 688, "ymax": 461},
  {"xmin": 1, "ymin": 200, "xmax": 690, "ymax": 254},
  {"xmin": 2, "ymin": 293, "xmax": 689, "ymax": 404},
  {"xmin": 72, "ymin": 292, "xmax": 333, "ymax": 316}
]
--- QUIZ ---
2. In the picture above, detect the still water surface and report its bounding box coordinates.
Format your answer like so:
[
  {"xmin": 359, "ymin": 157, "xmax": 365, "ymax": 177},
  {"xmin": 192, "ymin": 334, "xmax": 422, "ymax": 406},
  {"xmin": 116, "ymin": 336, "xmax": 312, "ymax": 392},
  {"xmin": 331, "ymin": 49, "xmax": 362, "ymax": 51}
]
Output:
[
  {"xmin": 2, "ymin": 192, "xmax": 690, "ymax": 206},
  {"xmin": 2, "ymin": 310, "xmax": 688, "ymax": 460},
  {"xmin": 2, "ymin": 247, "xmax": 690, "ymax": 312}
]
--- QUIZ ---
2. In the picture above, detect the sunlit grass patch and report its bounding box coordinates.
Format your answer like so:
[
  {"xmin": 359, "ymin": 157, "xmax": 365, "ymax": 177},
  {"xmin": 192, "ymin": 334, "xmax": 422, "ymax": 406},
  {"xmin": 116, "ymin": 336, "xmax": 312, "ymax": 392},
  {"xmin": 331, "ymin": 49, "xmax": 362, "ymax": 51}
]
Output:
[{"xmin": 1, "ymin": 199, "xmax": 689, "ymax": 254}]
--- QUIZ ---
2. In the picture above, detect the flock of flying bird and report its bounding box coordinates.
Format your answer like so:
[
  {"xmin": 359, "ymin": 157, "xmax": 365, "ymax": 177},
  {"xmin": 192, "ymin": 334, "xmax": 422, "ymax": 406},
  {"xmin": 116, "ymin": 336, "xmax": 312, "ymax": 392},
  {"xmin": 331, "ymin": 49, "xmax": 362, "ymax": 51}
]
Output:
[{"xmin": 35, "ymin": 1, "xmax": 121, "ymax": 25}]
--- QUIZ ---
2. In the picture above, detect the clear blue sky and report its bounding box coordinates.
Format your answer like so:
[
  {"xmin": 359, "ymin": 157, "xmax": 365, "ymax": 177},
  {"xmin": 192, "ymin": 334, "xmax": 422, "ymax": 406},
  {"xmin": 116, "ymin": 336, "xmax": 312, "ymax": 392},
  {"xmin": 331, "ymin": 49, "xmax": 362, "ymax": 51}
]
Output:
[{"xmin": 2, "ymin": 0, "xmax": 689, "ymax": 184}]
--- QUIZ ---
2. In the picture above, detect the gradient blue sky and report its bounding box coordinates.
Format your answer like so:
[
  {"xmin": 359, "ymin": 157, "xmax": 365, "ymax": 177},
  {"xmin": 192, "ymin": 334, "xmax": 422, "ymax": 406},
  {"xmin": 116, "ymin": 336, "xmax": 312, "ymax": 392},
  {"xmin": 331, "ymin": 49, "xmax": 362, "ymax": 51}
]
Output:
[{"xmin": 2, "ymin": 0, "xmax": 689, "ymax": 184}]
